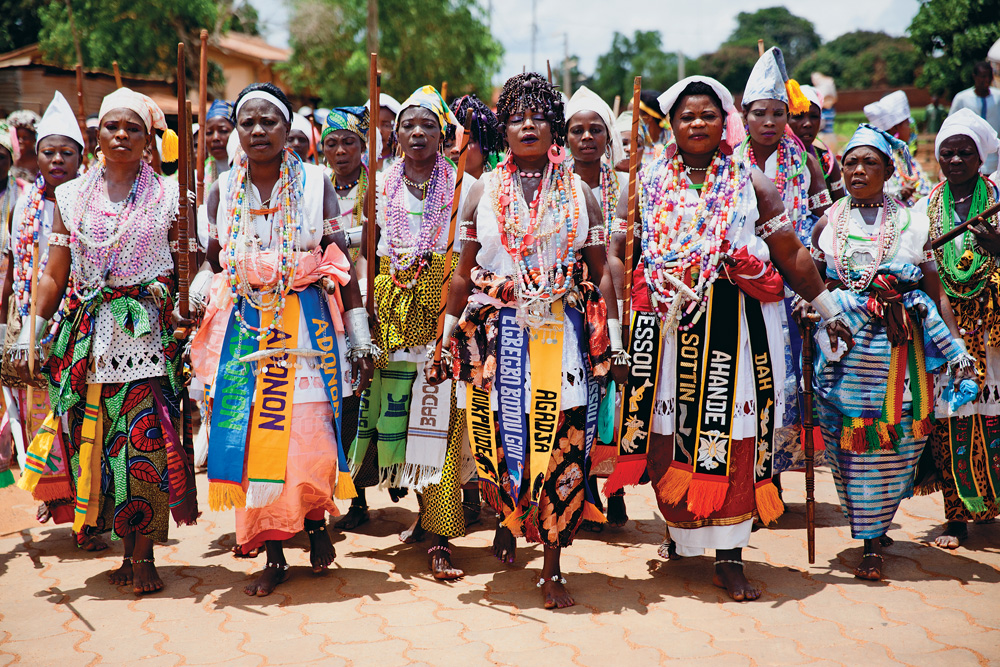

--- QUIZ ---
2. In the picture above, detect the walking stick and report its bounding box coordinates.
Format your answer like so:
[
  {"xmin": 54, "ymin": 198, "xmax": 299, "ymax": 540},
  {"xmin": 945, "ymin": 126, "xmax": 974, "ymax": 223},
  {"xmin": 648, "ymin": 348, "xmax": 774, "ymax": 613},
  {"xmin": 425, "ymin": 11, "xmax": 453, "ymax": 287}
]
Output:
[
  {"xmin": 113, "ymin": 61, "xmax": 122, "ymax": 88},
  {"xmin": 799, "ymin": 312, "xmax": 819, "ymax": 565},
  {"xmin": 174, "ymin": 42, "xmax": 192, "ymax": 339},
  {"xmin": 930, "ymin": 200, "xmax": 1000, "ymax": 249},
  {"xmin": 196, "ymin": 29, "xmax": 208, "ymax": 206},
  {"xmin": 365, "ymin": 53, "xmax": 379, "ymax": 320},
  {"xmin": 440, "ymin": 81, "xmax": 448, "ymax": 102},
  {"xmin": 25, "ymin": 237, "xmax": 40, "ymax": 436},
  {"xmin": 74, "ymin": 63, "xmax": 87, "ymax": 165},
  {"xmin": 620, "ymin": 76, "xmax": 642, "ymax": 348},
  {"xmin": 612, "ymin": 95, "xmax": 621, "ymax": 118},
  {"xmin": 432, "ymin": 110, "xmax": 473, "ymax": 367}
]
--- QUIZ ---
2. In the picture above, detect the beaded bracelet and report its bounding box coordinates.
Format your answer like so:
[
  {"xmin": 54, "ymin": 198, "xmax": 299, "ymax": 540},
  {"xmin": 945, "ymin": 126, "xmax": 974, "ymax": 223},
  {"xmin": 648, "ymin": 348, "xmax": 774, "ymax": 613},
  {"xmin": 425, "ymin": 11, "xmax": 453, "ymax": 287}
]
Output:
[
  {"xmin": 756, "ymin": 211, "xmax": 791, "ymax": 240},
  {"xmin": 458, "ymin": 220, "xmax": 477, "ymax": 242},
  {"xmin": 323, "ymin": 217, "xmax": 341, "ymax": 236},
  {"xmin": 48, "ymin": 233, "xmax": 71, "ymax": 248},
  {"xmin": 611, "ymin": 217, "xmax": 628, "ymax": 235},
  {"xmin": 582, "ymin": 225, "xmax": 606, "ymax": 248},
  {"xmin": 169, "ymin": 240, "xmax": 178, "ymax": 252},
  {"xmin": 808, "ymin": 190, "xmax": 833, "ymax": 211},
  {"xmin": 829, "ymin": 178, "xmax": 845, "ymax": 192},
  {"xmin": 810, "ymin": 246, "xmax": 826, "ymax": 262},
  {"xmin": 922, "ymin": 249, "xmax": 935, "ymax": 264}
]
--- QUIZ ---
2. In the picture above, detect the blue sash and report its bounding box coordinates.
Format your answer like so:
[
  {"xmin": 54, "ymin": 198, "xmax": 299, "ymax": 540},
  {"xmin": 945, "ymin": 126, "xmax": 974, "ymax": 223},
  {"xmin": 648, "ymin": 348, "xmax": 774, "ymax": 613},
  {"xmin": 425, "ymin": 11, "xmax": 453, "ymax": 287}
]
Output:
[
  {"xmin": 208, "ymin": 299, "xmax": 259, "ymax": 486},
  {"xmin": 495, "ymin": 308, "xmax": 529, "ymax": 501},
  {"xmin": 298, "ymin": 285, "xmax": 347, "ymax": 473}
]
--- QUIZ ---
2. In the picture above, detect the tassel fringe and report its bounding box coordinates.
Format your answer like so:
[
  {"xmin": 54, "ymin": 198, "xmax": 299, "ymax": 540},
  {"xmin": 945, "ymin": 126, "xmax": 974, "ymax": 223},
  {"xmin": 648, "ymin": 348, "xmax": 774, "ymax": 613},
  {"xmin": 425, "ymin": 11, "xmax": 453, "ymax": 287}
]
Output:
[
  {"xmin": 0, "ymin": 468, "xmax": 13, "ymax": 489},
  {"xmin": 656, "ymin": 462, "xmax": 693, "ymax": 506},
  {"xmin": 161, "ymin": 129, "xmax": 179, "ymax": 162},
  {"xmin": 245, "ymin": 480, "xmax": 283, "ymax": 509},
  {"xmin": 334, "ymin": 471, "xmax": 357, "ymax": 500},
  {"xmin": 686, "ymin": 475, "xmax": 728, "ymax": 519},
  {"xmin": 754, "ymin": 480, "xmax": 784, "ymax": 525},
  {"xmin": 603, "ymin": 457, "xmax": 646, "ymax": 497},
  {"xmin": 786, "ymin": 79, "xmax": 811, "ymax": 115},
  {"xmin": 208, "ymin": 481, "xmax": 246, "ymax": 511},
  {"xmin": 961, "ymin": 496, "xmax": 989, "ymax": 514},
  {"xmin": 582, "ymin": 501, "xmax": 607, "ymax": 524}
]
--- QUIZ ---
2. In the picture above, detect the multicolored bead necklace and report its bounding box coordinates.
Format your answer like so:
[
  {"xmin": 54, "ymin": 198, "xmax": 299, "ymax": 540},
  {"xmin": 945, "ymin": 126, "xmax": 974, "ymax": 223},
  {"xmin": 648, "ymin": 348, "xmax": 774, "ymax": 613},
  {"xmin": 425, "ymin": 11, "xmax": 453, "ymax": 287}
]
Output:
[
  {"xmin": 639, "ymin": 149, "xmax": 745, "ymax": 331},
  {"xmin": 493, "ymin": 152, "xmax": 580, "ymax": 324},
  {"xmin": 13, "ymin": 174, "xmax": 50, "ymax": 316},
  {"xmin": 225, "ymin": 147, "xmax": 304, "ymax": 342},
  {"xmin": 384, "ymin": 155, "xmax": 454, "ymax": 289},
  {"xmin": 743, "ymin": 135, "xmax": 809, "ymax": 230},
  {"xmin": 830, "ymin": 195, "xmax": 900, "ymax": 293}
]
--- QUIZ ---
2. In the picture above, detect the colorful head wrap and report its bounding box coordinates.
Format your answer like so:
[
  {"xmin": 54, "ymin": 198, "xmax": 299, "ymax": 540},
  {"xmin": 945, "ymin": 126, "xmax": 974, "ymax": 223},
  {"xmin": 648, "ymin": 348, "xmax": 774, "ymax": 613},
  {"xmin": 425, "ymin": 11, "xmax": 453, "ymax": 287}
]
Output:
[
  {"xmin": 863, "ymin": 91, "xmax": 910, "ymax": 131},
  {"xmin": 843, "ymin": 123, "xmax": 909, "ymax": 162},
  {"xmin": 935, "ymin": 108, "xmax": 1000, "ymax": 164},
  {"xmin": 396, "ymin": 85, "xmax": 456, "ymax": 131},
  {"xmin": 566, "ymin": 85, "xmax": 625, "ymax": 165},
  {"xmin": 0, "ymin": 121, "xmax": 16, "ymax": 161},
  {"xmin": 36, "ymin": 91, "xmax": 84, "ymax": 150},
  {"xmin": 207, "ymin": 99, "xmax": 235, "ymax": 123},
  {"xmin": 323, "ymin": 106, "xmax": 368, "ymax": 142},
  {"xmin": 742, "ymin": 47, "xmax": 811, "ymax": 114},
  {"xmin": 99, "ymin": 87, "xmax": 167, "ymax": 132},
  {"xmin": 6, "ymin": 109, "xmax": 40, "ymax": 131}
]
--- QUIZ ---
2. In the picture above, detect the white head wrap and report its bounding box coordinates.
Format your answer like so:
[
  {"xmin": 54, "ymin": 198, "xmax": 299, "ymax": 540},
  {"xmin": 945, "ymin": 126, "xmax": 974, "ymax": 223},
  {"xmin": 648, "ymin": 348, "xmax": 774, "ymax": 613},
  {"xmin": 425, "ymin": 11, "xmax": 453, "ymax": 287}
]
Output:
[
  {"xmin": 799, "ymin": 85, "xmax": 823, "ymax": 110},
  {"xmin": 227, "ymin": 129, "xmax": 240, "ymax": 165},
  {"xmin": 36, "ymin": 91, "xmax": 84, "ymax": 150},
  {"xmin": 743, "ymin": 47, "xmax": 789, "ymax": 107},
  {"xmin": 935, "ymin": 108, "xmax": 1000, "ymax": 164},
  {"xmin": 291, "ymin": 112, "xmax": 312, "ymax": 137},
  {"xmin": 235, "ymin": 91, "xmax": 291, "ymax": 122},
  {"xmin": 365, "ymin": 93, "xmax": 402, "ymax": 119},
  {"xmin": 863, "ymin": 90, "xmax": 910, "ymax": 131},
  {"xmin": 614, "ymin": 111, "xmax": 634, "ymax": 134},
  {"xmin": 99, "ymin": 87, "xmax": 167, "ymax": 132},
  {"xmin": 657, "ymin": 75, "xmax": 745, "ymax": 145},
  {"xmin": 565, "ymin": 85, "xmax": 625, "ymax": 165}
]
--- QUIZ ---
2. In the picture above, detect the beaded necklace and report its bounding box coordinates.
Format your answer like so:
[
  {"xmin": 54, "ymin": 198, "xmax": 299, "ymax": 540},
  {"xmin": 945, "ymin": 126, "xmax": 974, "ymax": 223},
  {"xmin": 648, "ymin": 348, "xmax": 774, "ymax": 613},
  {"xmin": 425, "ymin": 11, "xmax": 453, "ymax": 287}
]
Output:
[
  {"xmin": 65, "ymin": 157, "xmax": 163, "ymax": 302},
  {"xmin": 567, "ymin": 157, "xmax": 620, "ymax": 240},
  {"xmin": 930, "ymin": 178, "xmax": 997, "ymax": 299},
  {"xmin": 493, "ymin": 153, "xmax": 580, "ymax": 324},
  {"xmin": 333, "ymin": 168, "xmax": 367, "ymax": 230},
  {"xmin": 225, "ymin": 147, "xmax": 304, "ymax": 341},
  {"xmin": 383, "ymin": 155, "xmax": 453, "ymax": 289},
  {"xmin": 743, "ymin": 135, "xmax": 809, "ymax": 229},
  {"xmin": 830, "ymin": 195, "xmax": 901, "ymax": 293},
  {"xmin": 639, "ymin": 149, "xmax": 744, "ymax": 331},
  {"xmin": 13, "ymin": 174, "xmax": 50, "ymax": 316}
]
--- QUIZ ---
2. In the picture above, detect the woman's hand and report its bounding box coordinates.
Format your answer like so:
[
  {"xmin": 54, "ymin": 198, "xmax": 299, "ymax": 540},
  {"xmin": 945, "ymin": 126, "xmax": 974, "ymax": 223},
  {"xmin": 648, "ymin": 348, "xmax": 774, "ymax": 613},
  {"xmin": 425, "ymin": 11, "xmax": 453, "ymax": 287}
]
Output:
[
  {"xmin": 972, "ymin": 221, "xmax": 1000, "ymax": 257},
  {"xmin": 353, "ymin": 355, "xmax": 374, "ymax": 394},
  {"xmin": 14, "ymin": 354, "xmax": 45, "ymax": 388},
  {"xmin": 791, "ymin": 299, "xmax": 816, "ymax": 327},
  {"xmin": 610, "ymin": 359, "xmax": 628, "ymax": 385},
  {"xmin": 824, "ymin": 318, "xmax": 855, "ymax": 354},
  {"xmin": 424, "ymin": 358, "xmax": 450, "ymax": 386}
]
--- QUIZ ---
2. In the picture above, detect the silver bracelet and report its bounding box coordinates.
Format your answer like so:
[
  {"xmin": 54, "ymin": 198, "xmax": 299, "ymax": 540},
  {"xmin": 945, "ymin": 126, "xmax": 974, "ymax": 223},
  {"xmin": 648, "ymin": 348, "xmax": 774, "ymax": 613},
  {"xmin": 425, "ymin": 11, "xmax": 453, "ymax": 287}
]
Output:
[
  {"xmin": 343, "ymin": 307, "xmax": 377, "ymax": 361},
  {"xmin": 810, "ymin": 289, "xmax": 841, "ymax": 321}
]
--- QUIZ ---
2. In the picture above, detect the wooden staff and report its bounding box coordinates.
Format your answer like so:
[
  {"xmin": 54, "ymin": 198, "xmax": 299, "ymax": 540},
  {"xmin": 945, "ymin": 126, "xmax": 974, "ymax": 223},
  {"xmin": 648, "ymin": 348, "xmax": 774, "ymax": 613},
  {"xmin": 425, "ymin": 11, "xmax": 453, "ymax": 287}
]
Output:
[
  {"xmin": 432, "ymin": 110, "xmax": 473, "ymax": 366},
  {"xmin": 175, "ymin": 42, "xmax": 191, "ymax": 332},
  {"xmin": 758, "ymin": 39, "xmax": 765, "ymax": 57},
  {"xmin": 113, "ymin": 61, "xmax": 122, "ymax": 88},
  {"xmin": 620, "ymin": 76, "xmax": 642, "ymax": 348},
  {"xmin": 547, "ymin": 60, "xmax": 552, "ymax": 84},
  {"xmin": 612, "ymin": 95, "xmax": 621, "ymax": 118},
  {"xmin": 74, "ymin": 63, "xmax": 86, "ymax": 134},
  {"xmin": 930, "ymin": 200, "xmax": 1000, "ymax": 249},
  {"xmin": 365, "ymin": 53, "xmax": 379, "ymax": 318},
  {"xmin": 26, "ymin": 237, "xmax": 41, "ymax": 435},
  {"xmin": 799, "ymin": 313, "xmax": 819, "ymax": 565},
  {"xmin": 196, "ymin": 29, "xmax": 208, "ymax": 206},
  {"xmin": 440, "ymin": 80, "xmax": 448, "ymax": 101}
]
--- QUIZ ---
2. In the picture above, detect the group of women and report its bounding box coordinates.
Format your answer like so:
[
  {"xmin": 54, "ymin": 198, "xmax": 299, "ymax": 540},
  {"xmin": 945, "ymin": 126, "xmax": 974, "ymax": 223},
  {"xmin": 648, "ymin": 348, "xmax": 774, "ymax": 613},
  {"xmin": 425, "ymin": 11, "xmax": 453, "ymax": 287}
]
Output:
[{"xmin": 1, "ymin": 44, "xmax": 997, "ymax": 607}]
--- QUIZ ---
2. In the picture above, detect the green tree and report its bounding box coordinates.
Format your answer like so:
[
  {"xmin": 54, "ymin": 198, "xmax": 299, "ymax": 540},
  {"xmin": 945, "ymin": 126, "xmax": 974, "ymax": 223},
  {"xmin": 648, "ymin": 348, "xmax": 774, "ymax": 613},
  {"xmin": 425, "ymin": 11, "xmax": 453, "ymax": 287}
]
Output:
[
  {"xmin": 0, "ymin": 0, "xmax": 41, "ymax": 53},
  {"xmin": 282, "ymin": 0, "xmax": 503, "ymax": 106},
  {"xmin": 909, "ymin": 0, "xmax": 1000, "ymax": 96},
  {"xmin": 37, "ymin": 0, "xmax": 218, "ymax": 78},
  {"xmin": 222, "ymin": 1, "xmax": 261, "ymax": 36},
  {"xmin": 695, "ymin": 44, "xmax": 760, "ymax": 95},
  {"xmin": 590, "ymin": 31, "xmax": 691, "ymax": 103},
  {"xmin": 793, "ymin": 31, "xmax": 923, "ymax": 90},
  {"xmin": 725, "ymin": 6, "xmax": 821, "ymax": 71}
]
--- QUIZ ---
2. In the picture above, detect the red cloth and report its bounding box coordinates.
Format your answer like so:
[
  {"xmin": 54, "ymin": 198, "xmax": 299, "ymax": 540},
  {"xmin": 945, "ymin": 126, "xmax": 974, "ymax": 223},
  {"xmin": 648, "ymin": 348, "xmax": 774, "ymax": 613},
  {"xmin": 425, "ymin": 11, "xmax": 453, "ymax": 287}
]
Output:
[{"xmin": 723, "ymin": 247, "xmax": 785, "ymax": 304}]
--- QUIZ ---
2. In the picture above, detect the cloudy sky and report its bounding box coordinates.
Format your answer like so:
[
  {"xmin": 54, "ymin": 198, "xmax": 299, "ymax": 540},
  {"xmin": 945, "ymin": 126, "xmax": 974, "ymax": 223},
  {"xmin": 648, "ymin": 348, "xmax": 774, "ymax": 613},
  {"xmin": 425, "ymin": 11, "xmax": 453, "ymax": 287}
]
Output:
[{"xmin": 252, "ymin": 0, "xmax": 921, "ymax": 81}]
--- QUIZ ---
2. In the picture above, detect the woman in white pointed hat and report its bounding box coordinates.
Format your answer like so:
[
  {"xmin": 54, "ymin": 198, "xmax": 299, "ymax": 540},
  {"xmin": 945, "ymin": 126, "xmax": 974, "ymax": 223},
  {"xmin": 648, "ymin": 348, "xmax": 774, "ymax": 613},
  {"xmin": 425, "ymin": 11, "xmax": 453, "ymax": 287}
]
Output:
[
  {"xmin": 863, "ymin": 90, "xmax": 930, "ymax": 207},
  {"xmin": 0, "ymin": 92, "xmax": 92, "ymax": 546}
]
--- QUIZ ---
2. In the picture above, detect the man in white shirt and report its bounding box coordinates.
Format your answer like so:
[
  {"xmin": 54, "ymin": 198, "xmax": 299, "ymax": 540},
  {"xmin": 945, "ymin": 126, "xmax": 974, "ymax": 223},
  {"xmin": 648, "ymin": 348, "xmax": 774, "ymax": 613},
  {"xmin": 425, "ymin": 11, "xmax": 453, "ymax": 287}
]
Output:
[{"xmin": 949, "ymin": 61, "xmax": 1000, "ymax": 174}]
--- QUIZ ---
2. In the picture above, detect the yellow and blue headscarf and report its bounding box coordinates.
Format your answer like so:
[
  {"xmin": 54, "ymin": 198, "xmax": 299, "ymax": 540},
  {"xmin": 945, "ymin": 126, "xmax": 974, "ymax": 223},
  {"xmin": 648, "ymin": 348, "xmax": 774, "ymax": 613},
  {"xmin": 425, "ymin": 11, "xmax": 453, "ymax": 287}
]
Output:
[
  {"xmin": 207, "ymin": 99, "xmax": 235, "ymax": 123},
  {"xmin": 323, "ymin": 106, "xmax": 368, "ymax": 143},
  {"xmin": 396, "ymin": 85, "xmax": 456, "ymax": 131}
]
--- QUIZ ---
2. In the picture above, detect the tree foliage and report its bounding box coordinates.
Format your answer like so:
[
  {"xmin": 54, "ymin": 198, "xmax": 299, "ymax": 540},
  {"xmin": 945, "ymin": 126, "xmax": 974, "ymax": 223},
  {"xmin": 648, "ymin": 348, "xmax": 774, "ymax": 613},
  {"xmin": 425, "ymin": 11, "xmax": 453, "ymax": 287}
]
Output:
[
  {"xmin": 0, "ymin": 0, "xmax": 41, "ymax": 53},
  {"xmin": 695, "ymin": 45, "xmax": 760, "ymax": 96},
  {"xmin": 724, "ymin": 6, "xmax": 821, "ymax": 71},
  {"xmin": 909, "ymin": 0, "xmax": 1000, "ymax": 96},
  {"xmin": 590, "ymin": 31, "xmax": 691, "ymax": 103},
  {"xmin": 794, "ymin": 31, "xmax": 923, "ymax": 90},
  {"xmin": 37, "ymin": 0, "xmax": 218, "ymax": 78},
  {"xmin": 281, "ymin": 0, "xmax": 503, "ymax": 106}
]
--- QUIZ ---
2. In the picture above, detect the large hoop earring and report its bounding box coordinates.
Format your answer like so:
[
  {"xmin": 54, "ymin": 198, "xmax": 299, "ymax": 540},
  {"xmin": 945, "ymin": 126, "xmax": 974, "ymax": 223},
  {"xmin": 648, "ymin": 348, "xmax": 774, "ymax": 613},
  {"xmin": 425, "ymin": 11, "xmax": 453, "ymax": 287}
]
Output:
[{"xmin": 547, "ymin": 143, "xmax": 565, "ymax": 165}]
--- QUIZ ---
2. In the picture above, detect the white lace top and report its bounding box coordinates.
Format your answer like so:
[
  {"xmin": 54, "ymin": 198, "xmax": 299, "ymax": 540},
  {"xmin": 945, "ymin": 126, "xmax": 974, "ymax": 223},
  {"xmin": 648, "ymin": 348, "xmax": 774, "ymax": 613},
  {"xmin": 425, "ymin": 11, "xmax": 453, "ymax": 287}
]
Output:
[{"xmin": 55, "ymin": 172, "xmax": 177, "ymax": 384}]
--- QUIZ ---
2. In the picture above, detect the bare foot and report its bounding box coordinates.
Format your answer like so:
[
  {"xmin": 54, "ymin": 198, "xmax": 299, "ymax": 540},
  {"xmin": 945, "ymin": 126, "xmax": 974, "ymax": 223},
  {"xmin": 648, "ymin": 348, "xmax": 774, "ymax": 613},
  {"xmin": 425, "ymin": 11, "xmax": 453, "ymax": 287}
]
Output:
[
  {"xmin": 493, "ymin": 525, "xmax": 516, "ymax": 564},
  {"xmin": 933, "ymin": 522, "xmax": 967, "ymax": 550},
  {"xmin": 541, "ymin": 577, "xmax": 574, "ymax": 609},
  {"xmin": 244, "ymin": 563, "xmax": 289, "ymax": 597},
  {"xmin": 428, "ymin": 545, "xmax": 464, "ymax": 580},
  {"xmin": 713, "ymin": 562, "xmax": 762, "ymax": 601},
  {"xmin": 657, "ymin": 540, "xmax": 680, "ymax": 561},
  {"xmin": 400, "ymin": 517, "xmax": 426, "ymax": 544},
  {"xmin": 854, "ymin": 540, "xmax": 884, "ymax": 581},
  {"xmin": 606, "ymin": 493, "xmax": 628, "ymax": 527},
  {"xmin": 131, "ymin": 559, "xmax": 164, "ymax": 595},
  {"xmin": 108, "ymin": 558, "xmax": 134, "ymax": 586},
  {"xmin": 74, "ymin": 531, "xmax": 109, "ymax": 552},
  {"xmin": 306, "ymin": 520, "xmax": 336, "ymax": 572},
  {"xmin": 232, "ymin": 544, "xmax": 262, "ymax": 559},
  {"xmin": 333, "ymin": 504, "xmax": 370, "ymax": 531},
  {"xmin": 879, "ymin": 535, "xmax": 894, "ymax": 547}
]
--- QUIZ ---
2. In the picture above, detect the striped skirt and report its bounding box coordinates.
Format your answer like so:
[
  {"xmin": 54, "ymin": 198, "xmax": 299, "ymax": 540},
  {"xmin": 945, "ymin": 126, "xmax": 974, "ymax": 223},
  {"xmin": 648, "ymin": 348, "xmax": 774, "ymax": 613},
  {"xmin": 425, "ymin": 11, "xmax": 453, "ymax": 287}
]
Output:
[{"xmin": 818, "ymin": 396, "xmax": 925, "ymax": 539}]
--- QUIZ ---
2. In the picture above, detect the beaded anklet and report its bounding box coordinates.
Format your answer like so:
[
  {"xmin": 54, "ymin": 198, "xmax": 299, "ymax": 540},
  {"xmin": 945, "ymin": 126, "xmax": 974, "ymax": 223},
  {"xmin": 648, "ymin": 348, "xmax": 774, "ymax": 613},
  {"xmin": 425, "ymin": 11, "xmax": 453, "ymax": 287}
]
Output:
[{"xmin": 536, "ymin": 574, "xmax": 567, "ymax": 588}]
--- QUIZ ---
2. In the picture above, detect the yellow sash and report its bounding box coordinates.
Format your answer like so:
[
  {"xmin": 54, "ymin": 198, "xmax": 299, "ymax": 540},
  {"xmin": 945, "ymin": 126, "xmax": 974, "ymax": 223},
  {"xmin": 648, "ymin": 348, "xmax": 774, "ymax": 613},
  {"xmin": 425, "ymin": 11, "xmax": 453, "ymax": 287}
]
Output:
[
  {"xmin": 527, "ymin": 300, "xmax": 564, "ymax": 503},
  {"xmin": 245, "ymin": 293, "xmax": 300, "ymax": 508},
  {"xmin": 72, "ymin": 383, "xmax": 103, "ymax": 532},
  {"xmin": 16, "ymin": 411, "xmax": 61, "ymax": 494}
]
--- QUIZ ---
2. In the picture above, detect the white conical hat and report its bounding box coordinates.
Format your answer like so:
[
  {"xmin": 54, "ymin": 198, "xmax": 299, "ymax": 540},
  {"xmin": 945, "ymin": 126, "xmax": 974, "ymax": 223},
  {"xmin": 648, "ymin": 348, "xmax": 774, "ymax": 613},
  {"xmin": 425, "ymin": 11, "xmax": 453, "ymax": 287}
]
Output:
[
  {"xmin": 743, "ymin": 47, "xmax": 788, "ymax": 107},
  {"xmin": 36, "ymin": 91, "xmax": 84, "ymax": 149},
  {"xmin": 863, "ymin": 90, "xmax": 910, "ymax": 131}
]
